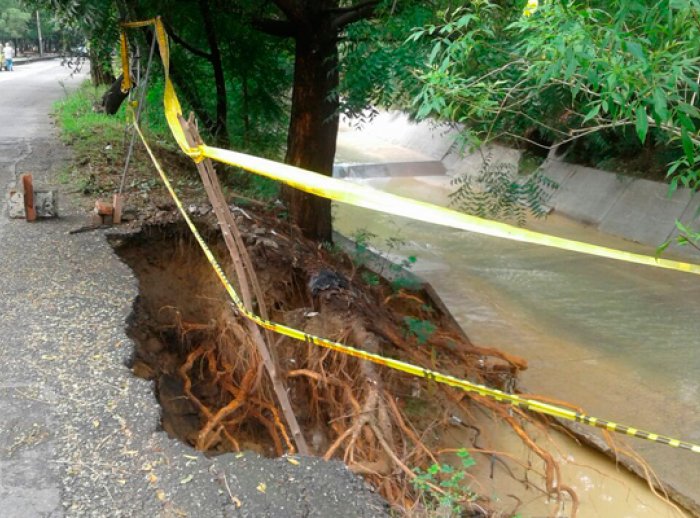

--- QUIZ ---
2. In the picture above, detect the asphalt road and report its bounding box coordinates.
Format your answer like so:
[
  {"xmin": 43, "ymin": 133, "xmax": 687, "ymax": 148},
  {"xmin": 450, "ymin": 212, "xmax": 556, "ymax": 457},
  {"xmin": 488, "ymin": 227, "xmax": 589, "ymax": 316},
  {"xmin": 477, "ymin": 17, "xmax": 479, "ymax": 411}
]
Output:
[{"xmin": 0, "ymin": 60, "xmax": 386, "ymax": 517}]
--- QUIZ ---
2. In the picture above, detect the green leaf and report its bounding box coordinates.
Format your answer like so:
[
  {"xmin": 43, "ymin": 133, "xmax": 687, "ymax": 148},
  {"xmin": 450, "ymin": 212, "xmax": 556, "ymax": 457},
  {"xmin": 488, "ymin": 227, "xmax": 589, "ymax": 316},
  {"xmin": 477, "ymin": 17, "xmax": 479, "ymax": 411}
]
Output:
[
  {"xmin": 678, "ymin": 112, "xmax": 696, "ymax": 132},
  {"xmin": 678, "ymin": 103, "xmax": 700, "ymax": 119},
  {"xmin": 669, "ymin": 176, "xmax": 679, "ymax": 195},
  {"xmin": 653, "ymin": 88, "xmax": 669, "ymax": 121},
  {"xmin": 625, "ymin": 41, "xmax": 646, "ymax": 62},
  {"xmin": 681, "ymin": 128, "xmax": 695, "ymax": 163},
  {"xmin": 582, "ymin": 104, "xmax": 601, "ymax": 123},
  {"xmin": 635, "ymin": 106, "xmax": 648, "ymax": 143},
  {"xmin": 655, "ymin": 240, "xmax": 671, "ymax": 259}
]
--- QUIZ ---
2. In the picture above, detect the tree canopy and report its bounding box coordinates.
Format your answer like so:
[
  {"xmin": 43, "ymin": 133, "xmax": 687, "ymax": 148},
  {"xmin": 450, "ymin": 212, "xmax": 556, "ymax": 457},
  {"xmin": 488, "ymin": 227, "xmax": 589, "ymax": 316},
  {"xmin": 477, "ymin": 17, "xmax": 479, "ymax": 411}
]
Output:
[
  {"xmin": 30, "ymin": 0, "xmax": 700, "ymax": 237},
  {"xmin": 413, "ymin": 0, "xmax": 700, "ymax": 191}
]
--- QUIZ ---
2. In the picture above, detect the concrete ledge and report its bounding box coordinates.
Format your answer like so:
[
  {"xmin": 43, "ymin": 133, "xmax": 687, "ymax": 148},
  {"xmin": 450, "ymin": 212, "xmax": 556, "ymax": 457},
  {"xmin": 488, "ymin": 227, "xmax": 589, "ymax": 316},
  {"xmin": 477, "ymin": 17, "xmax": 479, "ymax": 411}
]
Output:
[
  {"xmin": 345, "ymin": 111, "xmax": 457, "ymax": 161},
  {"xmin": 339, "ymin": 109, "xmax": 700, "ymax": 260},
  {"xmin": 599, "ymin": 178, "xmax": 692, "ymax": 245},
  {"xmin": 548, "ymin": 165, "xmax": 632, "ymax": 225},
  {"xmin": 444, "ymin": 144, "xmax": 521, "ymax": 179}
]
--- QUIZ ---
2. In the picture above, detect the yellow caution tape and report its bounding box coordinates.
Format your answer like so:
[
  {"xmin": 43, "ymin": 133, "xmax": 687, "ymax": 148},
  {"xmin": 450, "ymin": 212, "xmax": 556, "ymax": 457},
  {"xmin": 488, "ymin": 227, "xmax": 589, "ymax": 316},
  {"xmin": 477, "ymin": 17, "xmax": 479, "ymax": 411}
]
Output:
[
  {"xmin": 121, "ymin": 18, "xmax": 700, "ymax": 277},
  {"xmin": 131, "ymin": 116, "xmax": 700, "ymax": 455},
  {"xmin": 119, "ymin": 31, "xmax": 131, "ymax": 93},
  {"xmin": 523, "ymin": 0, "xmax": 539, "ymax": 17},
  {"xmin": 122, "ymin": 17, "xmax": 700, "ymax": 453}
]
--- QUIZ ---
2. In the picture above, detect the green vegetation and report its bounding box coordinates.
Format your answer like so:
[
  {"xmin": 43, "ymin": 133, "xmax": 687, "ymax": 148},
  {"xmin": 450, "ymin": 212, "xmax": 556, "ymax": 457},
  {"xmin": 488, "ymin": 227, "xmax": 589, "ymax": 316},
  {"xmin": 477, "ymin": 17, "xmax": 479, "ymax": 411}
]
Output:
[
  {"xmin": 450, "ymin": 152, "xmax": 558, "ymax": 225},
  {"xmin": 402, "ymin": 316, "xmax": 436, "ymax": 345},
  {"xmin": 53, "ymin": 82, "xmax": 129, "ymax": 194},
  {"xmin": 412, "ymin": 449, "xmax": 479, "ymax": 515},
  {"xmin": 53, "ymin": 79, "xmax": 280, "ymax": 203},
  {"xmin": 1, "ymin": 0, "xmax": 82, "ymax": 54},
  {"xmin": 413, "ymin": 0, "xmax": 700, "ymax": 189},
  {"xmin": 54, "ymin": 82, "xmax": 125, "ymax": 142}
]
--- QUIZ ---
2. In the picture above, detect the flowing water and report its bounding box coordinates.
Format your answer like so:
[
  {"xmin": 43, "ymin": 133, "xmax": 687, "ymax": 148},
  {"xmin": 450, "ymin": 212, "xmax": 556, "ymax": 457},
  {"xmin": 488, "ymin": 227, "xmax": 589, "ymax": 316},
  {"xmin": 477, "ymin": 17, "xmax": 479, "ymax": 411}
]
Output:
[{"xmin": 332, "ymin": 171, "xmax": 700, "ymax": 517}]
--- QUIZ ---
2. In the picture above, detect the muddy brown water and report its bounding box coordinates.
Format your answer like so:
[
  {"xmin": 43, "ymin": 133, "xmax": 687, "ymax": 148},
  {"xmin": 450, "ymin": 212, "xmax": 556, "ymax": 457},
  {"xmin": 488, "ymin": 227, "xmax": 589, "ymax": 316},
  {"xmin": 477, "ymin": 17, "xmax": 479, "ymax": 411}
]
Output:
[{"xmin": 333, "ymin": 175, "xmax": 695, "ymax": 517}]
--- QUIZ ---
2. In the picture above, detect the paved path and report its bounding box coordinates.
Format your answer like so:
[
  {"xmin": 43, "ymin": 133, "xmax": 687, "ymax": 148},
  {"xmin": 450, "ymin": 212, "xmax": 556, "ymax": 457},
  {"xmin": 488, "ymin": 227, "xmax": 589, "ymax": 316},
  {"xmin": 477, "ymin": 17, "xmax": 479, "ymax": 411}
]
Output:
[{"xmin": 0, "ymin": 60, "xmax": 386, "ymax": 517}]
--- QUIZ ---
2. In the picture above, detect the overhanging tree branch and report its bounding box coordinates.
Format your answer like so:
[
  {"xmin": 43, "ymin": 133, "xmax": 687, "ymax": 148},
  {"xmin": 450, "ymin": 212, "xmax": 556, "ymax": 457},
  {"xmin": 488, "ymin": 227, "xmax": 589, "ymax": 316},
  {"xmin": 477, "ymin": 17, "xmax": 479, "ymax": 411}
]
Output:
[
  {"xmin": 253, "ymin": 18, "xmax": 296, "ymax": 38},
  {"xmin": 162, "ymin": 19, "xmax": 212, "ymax": 59},
  {"xmin": 271, "ymin": 0, "xmax": 302, "ymax": 24},
  {"xmin": 325, "ymin": 0, "xmax": 379, "ymax": 15},
  {"xmin": 331, "ymin": 0, "xmax": 380, "ymax": 30}
]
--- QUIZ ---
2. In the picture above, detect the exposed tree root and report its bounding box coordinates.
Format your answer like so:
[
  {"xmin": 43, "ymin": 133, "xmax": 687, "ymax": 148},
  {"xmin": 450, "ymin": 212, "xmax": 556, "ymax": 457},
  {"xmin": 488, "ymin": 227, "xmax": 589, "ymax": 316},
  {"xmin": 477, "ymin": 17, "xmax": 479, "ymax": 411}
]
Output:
[{"xmin": 120, "ymin": 220, "xmax": 593, "ymax": 516}]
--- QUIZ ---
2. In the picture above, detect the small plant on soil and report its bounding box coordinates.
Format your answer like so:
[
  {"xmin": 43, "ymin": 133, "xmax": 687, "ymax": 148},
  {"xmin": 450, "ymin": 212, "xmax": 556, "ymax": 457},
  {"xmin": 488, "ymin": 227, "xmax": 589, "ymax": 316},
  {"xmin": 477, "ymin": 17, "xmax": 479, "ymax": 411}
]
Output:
[
  {"xmin": 350, "ymin": 228, "xmax": 378, "ymax": 267},
  {"xmin": 403, "ymin": 316, "xmax": 437, "ymax": 345},
  {"xmin": 350, "ymin": 229, "xmax": 422, "ymax": 292},
  {"xmin": 412, "ymin": 449, "xmax": 478, "ymax": 515},
  {"xmin": 388, "ymin": 255, "xmax": 422, "ymax": 292}
]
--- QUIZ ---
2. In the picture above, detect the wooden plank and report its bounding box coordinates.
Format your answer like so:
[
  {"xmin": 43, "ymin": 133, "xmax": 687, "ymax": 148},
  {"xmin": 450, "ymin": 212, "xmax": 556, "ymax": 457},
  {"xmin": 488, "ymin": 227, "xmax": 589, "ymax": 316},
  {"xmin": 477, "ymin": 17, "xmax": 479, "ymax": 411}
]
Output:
[
  {"xmin": 22, "ymin": 174, "xmax": 37, "ymax": 222},
  {"xmin": 112, "ymin": 193, "xmax": 123, "ymax": 224},
  {"xmin": 178, "ymin": 113, "xmax": 310, "ymax": 456}
]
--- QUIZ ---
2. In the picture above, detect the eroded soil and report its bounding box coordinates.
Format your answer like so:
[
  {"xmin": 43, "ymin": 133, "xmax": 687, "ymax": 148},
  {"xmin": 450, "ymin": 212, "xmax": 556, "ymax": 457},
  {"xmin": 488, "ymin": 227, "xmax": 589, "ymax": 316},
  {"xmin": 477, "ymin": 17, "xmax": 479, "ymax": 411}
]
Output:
[{"xmin": 110, "ymin": 206, "xmax": 528, "ymax": 512}]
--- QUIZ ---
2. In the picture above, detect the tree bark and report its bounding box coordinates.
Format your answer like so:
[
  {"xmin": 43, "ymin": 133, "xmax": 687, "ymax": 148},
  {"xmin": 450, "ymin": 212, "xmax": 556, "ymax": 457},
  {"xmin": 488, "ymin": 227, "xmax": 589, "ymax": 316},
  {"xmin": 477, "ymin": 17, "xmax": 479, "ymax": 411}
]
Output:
[
  {"xmin": 265, "ymin": 0, "xmax": 379, "ymax": 242},
  {"xmin": 197, "ymin": 0, "xmax": 229, "ymax": 144},
  {"xmin": 283, "ymin": 16, "xmax": 340, "ymax": 243}
]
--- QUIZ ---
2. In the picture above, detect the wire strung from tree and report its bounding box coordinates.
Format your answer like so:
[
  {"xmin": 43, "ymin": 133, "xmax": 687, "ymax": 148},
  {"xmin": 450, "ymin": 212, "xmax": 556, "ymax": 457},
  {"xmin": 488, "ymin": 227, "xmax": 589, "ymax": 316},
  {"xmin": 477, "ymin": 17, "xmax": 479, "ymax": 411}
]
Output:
[{"xmin": 119, "ymin": 31, "xmax": 157, "ymax": 195}]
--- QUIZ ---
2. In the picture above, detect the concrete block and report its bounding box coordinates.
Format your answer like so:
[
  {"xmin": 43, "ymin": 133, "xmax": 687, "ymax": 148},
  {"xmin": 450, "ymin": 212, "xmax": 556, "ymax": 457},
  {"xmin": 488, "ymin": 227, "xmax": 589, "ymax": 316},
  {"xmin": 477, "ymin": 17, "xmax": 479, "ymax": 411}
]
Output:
[
  {"xmin": 334, "ymin": 160, "xmax": 445, "ymax": 179},
  {"xmin": 7, "ymin": 189, "xmax": 58, "ymax": 219},
  {"xmin": 538, "ymin": 160, "xmax": 576, "ymax": 187},
  {"xmin": 599, "ymin": 179, "xmax": 691, "ymax": 246},
  {"xmin": 548, "ymin": 166, "xmax": 631, "ymax": 225}
]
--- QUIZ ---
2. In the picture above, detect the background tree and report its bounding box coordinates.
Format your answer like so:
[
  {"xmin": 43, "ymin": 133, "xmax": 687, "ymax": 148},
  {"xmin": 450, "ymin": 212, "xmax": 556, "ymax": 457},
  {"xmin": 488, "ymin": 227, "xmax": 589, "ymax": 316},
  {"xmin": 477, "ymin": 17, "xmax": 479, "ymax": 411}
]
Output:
[
  {"xmin": 254, "ymin": 0, "xmax": 443, "ymax": 241},
  {"xmin": 32, "ymin": 0, "xmax": 119, "ymax": 84},
  {"xmin": 0, "ymin": 0, "xmax": 31, "ymax": 47},
  {"xmin": 413, "ymin": 0, "xmax": 700, "ymax": 191},
  {"xmin": 31, "ymin": 0, "xmax": 442, "ymax": 241}
]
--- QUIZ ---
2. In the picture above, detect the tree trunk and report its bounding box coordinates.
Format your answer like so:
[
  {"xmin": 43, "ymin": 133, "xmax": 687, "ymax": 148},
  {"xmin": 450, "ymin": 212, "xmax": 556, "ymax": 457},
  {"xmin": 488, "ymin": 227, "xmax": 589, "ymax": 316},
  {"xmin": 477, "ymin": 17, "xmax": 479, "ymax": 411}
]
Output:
[
  {"xmin": 198, "ymin": 0, "xmax": 229, "ymax": 144},
  {"xmin": 283, "ymin": 30, "xmax": 339, "ymax": 243}
]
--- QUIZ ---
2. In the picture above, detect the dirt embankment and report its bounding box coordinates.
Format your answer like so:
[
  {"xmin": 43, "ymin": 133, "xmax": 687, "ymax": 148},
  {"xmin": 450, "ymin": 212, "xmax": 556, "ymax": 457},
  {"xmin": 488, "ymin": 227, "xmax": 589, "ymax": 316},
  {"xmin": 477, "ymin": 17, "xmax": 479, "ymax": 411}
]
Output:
[{"xmin": 108, "ymin": 202, "xmax": 549, "ymax": 514}]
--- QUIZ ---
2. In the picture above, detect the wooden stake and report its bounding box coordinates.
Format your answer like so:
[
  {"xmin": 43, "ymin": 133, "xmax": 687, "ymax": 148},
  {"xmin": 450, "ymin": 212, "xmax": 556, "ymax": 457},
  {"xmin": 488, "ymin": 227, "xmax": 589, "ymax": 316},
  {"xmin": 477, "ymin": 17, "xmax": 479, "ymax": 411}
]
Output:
[
  {"xmin": 113, "ymin": 193, "xmax": 123, "ymax": 224},
  {"xmin": 22, "ymin": 174, "xmax": 37, "ymax": 222},
  {"xmin": 178, "ymin": 114, "xmax": 310, "ymax": 455}
]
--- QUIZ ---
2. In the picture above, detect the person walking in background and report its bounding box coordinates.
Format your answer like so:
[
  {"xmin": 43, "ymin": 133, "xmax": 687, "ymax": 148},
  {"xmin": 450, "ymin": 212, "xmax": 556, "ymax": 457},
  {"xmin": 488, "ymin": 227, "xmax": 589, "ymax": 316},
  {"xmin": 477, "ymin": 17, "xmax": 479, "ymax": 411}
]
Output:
[{"xmin": 3, "ymin": 42, "xmax": 14, "ymax": 71}]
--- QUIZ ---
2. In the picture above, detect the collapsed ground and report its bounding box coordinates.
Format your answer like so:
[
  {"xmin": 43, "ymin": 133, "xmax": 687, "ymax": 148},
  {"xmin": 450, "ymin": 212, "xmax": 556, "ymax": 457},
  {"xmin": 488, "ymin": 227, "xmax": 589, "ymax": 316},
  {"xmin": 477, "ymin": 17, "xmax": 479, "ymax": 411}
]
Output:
[
  {"xmin": 106, "ymin": 203, "xmax": 581, "ymax": 516},
  {"xmin": 56, "ymin": 86, "xmax": 587, "ymax": 516}
]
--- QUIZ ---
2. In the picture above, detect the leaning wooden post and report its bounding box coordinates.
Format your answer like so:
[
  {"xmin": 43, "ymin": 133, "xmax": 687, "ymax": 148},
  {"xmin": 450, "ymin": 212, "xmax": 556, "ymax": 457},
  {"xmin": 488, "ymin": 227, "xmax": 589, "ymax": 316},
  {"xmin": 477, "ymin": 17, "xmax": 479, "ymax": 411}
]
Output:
[
  {"xmin": 22, "ymin": 174, "xmax": 37, "ymax": 222},
  {"xmin": 178, "ymin": 114, "xmax": 310, "ymax": 455}
]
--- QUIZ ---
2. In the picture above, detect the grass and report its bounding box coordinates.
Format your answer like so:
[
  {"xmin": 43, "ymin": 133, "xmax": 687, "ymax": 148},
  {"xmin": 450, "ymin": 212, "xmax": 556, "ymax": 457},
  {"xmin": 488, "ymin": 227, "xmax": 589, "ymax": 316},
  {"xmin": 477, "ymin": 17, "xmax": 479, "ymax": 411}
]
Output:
[
  {"xmin": 53, "ymin": 82, "xmax": 130, "ymax": 195},
  {"xmin": 54, "ymin": 82, "xmax": 127, "ymax": 147},
  {"xmin": 52, "ymin": 79, "xmax": 281, "ymax": 205}
]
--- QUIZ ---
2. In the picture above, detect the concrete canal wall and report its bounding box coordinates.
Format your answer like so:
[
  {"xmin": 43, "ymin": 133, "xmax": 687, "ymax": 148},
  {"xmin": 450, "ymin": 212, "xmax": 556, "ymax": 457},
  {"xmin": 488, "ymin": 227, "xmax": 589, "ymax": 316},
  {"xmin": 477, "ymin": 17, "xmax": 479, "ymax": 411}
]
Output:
[{"xmin": 338, "ymin": 111, "xmax": 700, "ymax": 258}]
